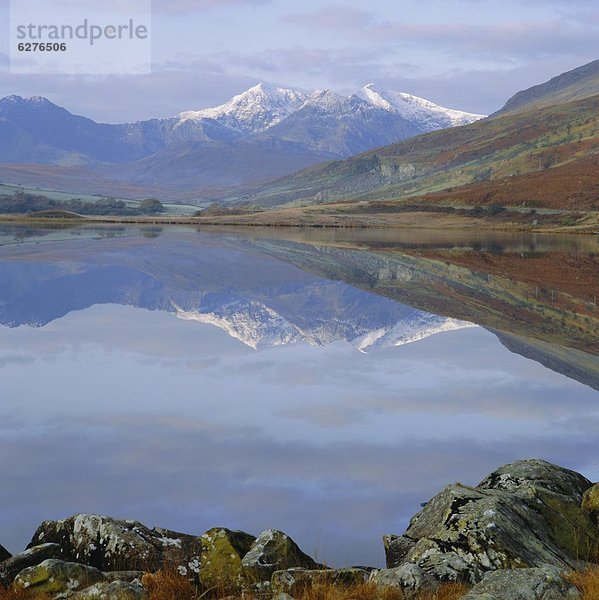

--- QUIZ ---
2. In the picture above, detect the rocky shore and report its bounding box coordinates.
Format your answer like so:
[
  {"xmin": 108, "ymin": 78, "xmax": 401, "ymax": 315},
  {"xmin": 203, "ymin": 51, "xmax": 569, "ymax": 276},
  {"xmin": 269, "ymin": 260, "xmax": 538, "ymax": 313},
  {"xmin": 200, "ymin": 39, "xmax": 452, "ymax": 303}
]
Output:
[{"xmin": 1, "ymin": 459, "xmax": 598, "ymax": 599}]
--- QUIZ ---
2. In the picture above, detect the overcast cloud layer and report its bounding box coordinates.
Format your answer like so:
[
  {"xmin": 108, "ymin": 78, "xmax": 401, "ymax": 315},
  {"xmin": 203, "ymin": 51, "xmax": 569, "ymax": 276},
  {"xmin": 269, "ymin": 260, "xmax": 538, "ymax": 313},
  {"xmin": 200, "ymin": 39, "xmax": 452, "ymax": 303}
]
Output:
[{"xmin": 0, "ymin": 1, "xmax": 598, "ymax": 129}]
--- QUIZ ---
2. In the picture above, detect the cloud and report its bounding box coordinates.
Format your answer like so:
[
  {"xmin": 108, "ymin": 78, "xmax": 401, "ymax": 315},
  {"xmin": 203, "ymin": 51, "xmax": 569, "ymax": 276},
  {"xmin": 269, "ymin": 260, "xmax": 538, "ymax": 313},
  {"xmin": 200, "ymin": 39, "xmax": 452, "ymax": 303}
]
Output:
[
  {"xmin": 283, "ymin": 6, "xmax": 374, "ymax": 31},
  {"xmin": 152, "ymin": 0, "xmax": 270, "ymax": 13},
  {"xmin": 39, "ymin": 0, "xmax": 269, "ymax": 14},
  {"xmin": 283, "ymin": 7, "xmax": 599, "ymax": 62},
  {"xmin": 0, "ymin": 67, "xmax": 259, "ymax": 122}
]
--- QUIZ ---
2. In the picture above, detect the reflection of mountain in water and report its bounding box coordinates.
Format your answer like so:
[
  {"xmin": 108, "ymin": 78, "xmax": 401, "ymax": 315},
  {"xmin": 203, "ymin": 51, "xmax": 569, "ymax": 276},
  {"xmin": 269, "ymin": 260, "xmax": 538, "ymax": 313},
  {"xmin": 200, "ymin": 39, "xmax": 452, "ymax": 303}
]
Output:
[
  {"xmin": 174, "ymin": 299, "xmax": 473, "ymax": 350},
  {"xmin": 0, "ymin": 234, "xmax": 474, "ymax": 352},
  {"xmin": 0, "ymin": 228, "xmax": 596, "ymax": 389}
]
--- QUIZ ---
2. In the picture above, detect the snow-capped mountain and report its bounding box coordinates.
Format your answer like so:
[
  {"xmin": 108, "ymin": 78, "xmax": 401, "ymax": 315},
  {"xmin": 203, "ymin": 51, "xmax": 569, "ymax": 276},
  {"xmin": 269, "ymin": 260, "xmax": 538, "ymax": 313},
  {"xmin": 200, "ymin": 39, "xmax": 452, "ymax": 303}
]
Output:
[
  {"xmin": 178, "ymin": 83, "xmax": 308, "ymax": 134},
  {"xmin": 258, "ymin": 88, "xmax": 425, "ymax": 156},
  {"xmin": 0, "ymin": 83, "xmax": 486, "ymax": 191},
  {"xmin": 354, "ymin": 84, "xmax": 485, "ymax": 131}
]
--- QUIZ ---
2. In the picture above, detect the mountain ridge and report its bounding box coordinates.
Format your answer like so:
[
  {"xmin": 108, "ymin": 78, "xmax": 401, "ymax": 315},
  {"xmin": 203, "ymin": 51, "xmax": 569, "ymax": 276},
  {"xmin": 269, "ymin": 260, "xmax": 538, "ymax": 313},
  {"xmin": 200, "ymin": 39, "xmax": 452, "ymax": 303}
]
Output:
[
  {"xmin": 495, "ymin": 59, "xmax": 599, "ymax": 116},
  {"xmin": 0, "ymin": 84, "xmax": 484, "ymax": 192}
]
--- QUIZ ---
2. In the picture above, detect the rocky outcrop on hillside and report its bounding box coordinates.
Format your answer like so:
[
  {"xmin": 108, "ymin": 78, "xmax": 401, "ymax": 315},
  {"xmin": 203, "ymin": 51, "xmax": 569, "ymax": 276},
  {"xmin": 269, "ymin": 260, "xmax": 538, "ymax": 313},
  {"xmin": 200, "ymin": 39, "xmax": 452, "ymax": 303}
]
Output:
[{"xmin": 0, "ymin": 459, "xmax": 597, "ymax": 599}]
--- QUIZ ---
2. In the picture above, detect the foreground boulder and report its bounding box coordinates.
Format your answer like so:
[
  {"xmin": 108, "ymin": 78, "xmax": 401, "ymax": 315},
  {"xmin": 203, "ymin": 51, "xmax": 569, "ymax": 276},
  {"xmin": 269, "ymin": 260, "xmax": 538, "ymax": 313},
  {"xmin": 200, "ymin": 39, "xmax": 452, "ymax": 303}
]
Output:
[
  {"xmin": 383, "ymin": 459, "xmax": 598, "ymax": 584},
  {"xmin": 241, "ymin": 529, "xmax": 321, "ymax": 587},
  {"xmin": 370, "ymin": 564, "xmax": 436, "ymax": 595},
  {"xmin": 0, "ymin": 543, "xmax": 62, "ymax": 586},
  {"xmin": 198, "ymin": 527, "xmax": 256, "ymax": 591},
  {"xmin": 14, "ymin": 559, "xmax": 104, "ymax": 595},
  {"xmin": 383, "ymin": 535, "xmax": 416, "ymax": 569},
  {"xmin": 272, "ymin": 567, "xmax": 370, "ymax": 595},
  {"xmin": 582, "ymin": 483, "xmax": 599, "ymax": 525},
  {"xmin": 64, "ymin": 581, "xmax": 148, "ymax": 599},
  {"xmin": 0, "ymin": 543, "xmax": 10, "ymax": 563},
  {"xmin": 460, "ymin": 566, "xmax": 580, "ymax": 599},
  {"xmin": 28, "ymin": 514, "xmax": 201, "ymax": 573}
]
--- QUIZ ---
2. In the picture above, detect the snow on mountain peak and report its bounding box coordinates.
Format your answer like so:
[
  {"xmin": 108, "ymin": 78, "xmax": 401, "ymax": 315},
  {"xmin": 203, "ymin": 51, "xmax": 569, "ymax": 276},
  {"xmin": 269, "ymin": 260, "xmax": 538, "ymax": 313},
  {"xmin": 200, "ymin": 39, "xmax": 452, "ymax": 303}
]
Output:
[
  {"xmin": 354, "ymin": 84, "xmax": 486, "ymax": 130},
  {"xmin": 171, "ymin": 80, "xmax": 484, "ymax": 142},
  {"xmin": 303, "ymin": 88, "xmax": 355, "ymax": 112},
  {"xmin": 178, "ymin": 83, "xmax": 308, "ymax": 134}
]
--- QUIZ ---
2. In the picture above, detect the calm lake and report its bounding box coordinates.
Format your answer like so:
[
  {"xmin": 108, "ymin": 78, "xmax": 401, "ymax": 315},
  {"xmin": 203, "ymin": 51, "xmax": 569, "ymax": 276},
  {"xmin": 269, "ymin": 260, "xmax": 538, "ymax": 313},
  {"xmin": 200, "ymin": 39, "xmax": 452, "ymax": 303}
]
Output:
[{"xmin": 0, "ymin": 224, "xmax": 598, "ymax": 567}]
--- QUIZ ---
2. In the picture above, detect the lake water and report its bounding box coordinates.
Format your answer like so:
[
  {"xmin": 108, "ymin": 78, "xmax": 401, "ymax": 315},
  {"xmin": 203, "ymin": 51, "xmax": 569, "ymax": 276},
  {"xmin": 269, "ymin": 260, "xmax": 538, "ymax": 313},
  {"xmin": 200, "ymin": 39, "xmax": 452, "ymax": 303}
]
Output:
[{"xmin": 0, "ymin": 224, "xmax": 597, "ymax": 567}]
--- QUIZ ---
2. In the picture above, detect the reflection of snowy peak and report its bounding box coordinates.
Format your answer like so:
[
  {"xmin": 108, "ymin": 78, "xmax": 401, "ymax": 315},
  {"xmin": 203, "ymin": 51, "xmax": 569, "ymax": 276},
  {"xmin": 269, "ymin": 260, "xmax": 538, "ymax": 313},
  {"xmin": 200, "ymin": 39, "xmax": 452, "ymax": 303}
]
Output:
[
  {"xmin": 174, "ymin": 299, "xmax": 475, "ymax": 351},
  {"xmin": 174, "ymin": 301, "xmax": 306, "ymax": 349},
  {"xmin": 353, "ymin": 314, "xmax": 477, "ymax": 352}
]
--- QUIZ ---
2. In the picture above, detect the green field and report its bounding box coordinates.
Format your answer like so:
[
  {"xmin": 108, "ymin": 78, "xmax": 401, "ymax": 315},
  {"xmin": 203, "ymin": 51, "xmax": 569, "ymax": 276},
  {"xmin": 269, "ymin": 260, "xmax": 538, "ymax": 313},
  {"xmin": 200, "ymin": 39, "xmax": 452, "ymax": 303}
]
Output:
[{"xmin": 0, "ymin": 183, "xmax": 199, "ymax": 216}]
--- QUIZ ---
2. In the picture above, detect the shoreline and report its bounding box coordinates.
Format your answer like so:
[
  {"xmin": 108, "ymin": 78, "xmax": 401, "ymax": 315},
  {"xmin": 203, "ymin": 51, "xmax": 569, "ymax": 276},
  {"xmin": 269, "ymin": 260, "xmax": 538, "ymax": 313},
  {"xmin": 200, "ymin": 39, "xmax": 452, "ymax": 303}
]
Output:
[{"xmin": 1, "ymin": 209, "xmax": 598, "ymax": 235}]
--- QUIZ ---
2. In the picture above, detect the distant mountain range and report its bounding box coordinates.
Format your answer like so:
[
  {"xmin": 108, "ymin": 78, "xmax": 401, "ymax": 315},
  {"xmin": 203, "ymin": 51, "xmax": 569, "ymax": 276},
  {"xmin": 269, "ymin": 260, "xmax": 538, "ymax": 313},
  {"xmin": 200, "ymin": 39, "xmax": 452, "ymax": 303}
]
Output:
[{"xmin": 0, "ymin": 83, "xmax": 483, "ymax": 191}]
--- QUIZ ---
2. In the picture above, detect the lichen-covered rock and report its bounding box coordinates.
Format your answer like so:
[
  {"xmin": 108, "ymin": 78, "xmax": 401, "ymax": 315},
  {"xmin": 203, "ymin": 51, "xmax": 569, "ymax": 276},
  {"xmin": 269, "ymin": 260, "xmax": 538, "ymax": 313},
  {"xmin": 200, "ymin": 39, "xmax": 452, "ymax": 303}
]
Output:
[
  {"xmin": 383, "ymin": 535, "xmax": 416, "ymax": 568},
  {"xmin": 63, "ymin": 581, "xmax": 148, "ymax": 599},
  {"xmin": 0, "ymin": 543, "xmax": 10, "ymax": 563},
  {"xmin": 384, "ymin": 460, "xmax": 598, "ymax": 584},
  {"xmin": 460, "ymin": 566, "xmax": 580, "ymax": 599},
  {"xmin": 0, "ymin": 543, "xmax": 62, "ymax": 586},
  {"xmin": 198, "ymin": 527, "xmax": 255, "ymax": 592},
  {"xmin": 102, "ymin": 571, "xmax": 145, "ymax": 583},
  {"xmin": 581, "ymin": 483, "xmax": 599, "ymax": 525},
  {"xmin": 14, "ymin": 559, "xmax": 104, "ymax": 595},
  {"xmin": 370, "ymin": 563, "xmax": 436, "ymax": 595},
  {"xmin": 28, "ymin": 514, "xmax": 201, "ymax": 574},
  {"xmin": 241, "ymin": 529, "xmax": 320, "ymax": 587},
  {"xmin": 477, "ymin": 460, "xmax": 591, "ymax": 500},
  {"xmin": 271, "ymin": 568, "xmax": 369, "ymax": 595}
]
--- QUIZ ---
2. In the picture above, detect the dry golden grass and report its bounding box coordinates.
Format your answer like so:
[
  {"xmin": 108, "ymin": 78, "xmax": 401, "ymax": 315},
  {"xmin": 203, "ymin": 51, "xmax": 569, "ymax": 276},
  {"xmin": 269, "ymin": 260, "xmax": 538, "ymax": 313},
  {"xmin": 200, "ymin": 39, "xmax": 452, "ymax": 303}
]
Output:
[
  {"xmin": 127, "ymin": 573, "xmax": 470, "ymax": 600},
  {"xmin": 141, "ymin": 569, "xmax": 196, "ymax": 600},
  {"xmin": 568, "ymin": 567, "xmax": 599, "ymax": 600}
]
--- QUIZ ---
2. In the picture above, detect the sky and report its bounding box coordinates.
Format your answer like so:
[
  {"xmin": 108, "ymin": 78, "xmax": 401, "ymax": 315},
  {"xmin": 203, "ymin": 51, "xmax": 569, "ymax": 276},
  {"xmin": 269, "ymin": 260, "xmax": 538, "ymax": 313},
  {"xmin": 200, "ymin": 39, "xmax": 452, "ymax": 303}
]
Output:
[{"xmin": 0, "ymin": 0, "xmax": 598, "ymax": 122}]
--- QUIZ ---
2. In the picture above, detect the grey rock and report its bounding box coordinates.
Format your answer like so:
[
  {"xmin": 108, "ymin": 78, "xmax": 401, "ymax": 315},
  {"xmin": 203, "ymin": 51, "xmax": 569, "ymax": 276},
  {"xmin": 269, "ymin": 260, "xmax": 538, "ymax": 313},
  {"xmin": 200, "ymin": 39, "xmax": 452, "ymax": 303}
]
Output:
[
  {"xmin": 385, "ymin": 459, "xmax": 598, "ymax": 584},
  {"xmin": 0, "ymin": 543, "xmax": 10, "ymax": 563},
  {"xmin": 28, "ymin": 514, "xmax": 201, "ymax": 573},
  {"xmin": 14, "ymin": 559, "xmax": 104, "ymax": 595},
  {"xmin": 370, "ymin": 563, "xmax": 436, "ymax": 594},
  {"xmin": 198, "ymin": 527, "xmax": 256, "ymax": 591},
  {"xmin": 102, "ymin": 571, "xmax": 145, "ymax": 583},
  {"xmin": 241, "ymin": 529, "xmax": 320, "ymax": 585},
  {"xmin": 461, "ymin": 565, "xmax": 581, "ymax": 599},
  {"xmin": 63, "ymin": 581, "xmax": 148, "ymax": 599},
  {"xmin": 581, "ymin": 483, "xmax": 599, "ymax": 525},
  {"xmin": 477, "ymin": 459, "xmax": 592, "ymax": 500},
  {"xmin": 273, "ymin": 593, "xmax": 296, "ymax": 600},
  {"xmin": 271, "ymin": 568, "xmax": 369, "ymax": 595},
  {"xmin": 383, "ymin": 535, "xmax": 416, "ymax": 568},
  {"xmin": 0, "ymin": 543, "xmax": 62, "ymax": 586}
]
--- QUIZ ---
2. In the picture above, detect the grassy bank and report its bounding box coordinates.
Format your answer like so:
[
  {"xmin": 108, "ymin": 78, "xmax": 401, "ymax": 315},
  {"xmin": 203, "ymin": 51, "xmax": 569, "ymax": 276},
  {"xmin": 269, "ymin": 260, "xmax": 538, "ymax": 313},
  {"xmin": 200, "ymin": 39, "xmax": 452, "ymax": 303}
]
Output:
[{"xmin": 0, "ymin": 204, "xmax": 597, "ymax": 234}]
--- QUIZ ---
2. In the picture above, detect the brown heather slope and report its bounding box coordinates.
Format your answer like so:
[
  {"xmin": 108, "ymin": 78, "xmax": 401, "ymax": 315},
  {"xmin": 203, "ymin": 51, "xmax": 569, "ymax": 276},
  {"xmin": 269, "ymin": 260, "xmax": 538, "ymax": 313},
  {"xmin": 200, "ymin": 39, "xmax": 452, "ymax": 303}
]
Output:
[
  {"xmin": 412, "ymin": 155, "xmax": 599, "ymax": 210},
  {"xmin": 210, "ymin": 93, "xmax": 599, "ymax": 211}
]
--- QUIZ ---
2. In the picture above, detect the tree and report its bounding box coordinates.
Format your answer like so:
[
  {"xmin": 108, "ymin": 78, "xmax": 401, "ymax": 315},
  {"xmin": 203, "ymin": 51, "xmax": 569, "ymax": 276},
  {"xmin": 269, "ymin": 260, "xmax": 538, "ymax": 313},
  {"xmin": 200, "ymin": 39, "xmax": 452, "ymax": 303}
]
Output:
[{"xmin": 139, "ymin": 198, "xmax": 164, "ymax": 214}]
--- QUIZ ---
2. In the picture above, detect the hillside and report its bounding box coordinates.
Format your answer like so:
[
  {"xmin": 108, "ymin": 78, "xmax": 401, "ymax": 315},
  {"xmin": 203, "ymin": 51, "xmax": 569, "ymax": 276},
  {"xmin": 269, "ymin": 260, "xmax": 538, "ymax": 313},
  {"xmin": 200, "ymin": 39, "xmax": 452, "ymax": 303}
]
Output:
[
  {"xmin": 496, "ymin": 59, "xmax": 599, "ymax": 115},
  {"xmin": 211, "ymin": 92, "xmax": 599, "ymax": 211}
]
